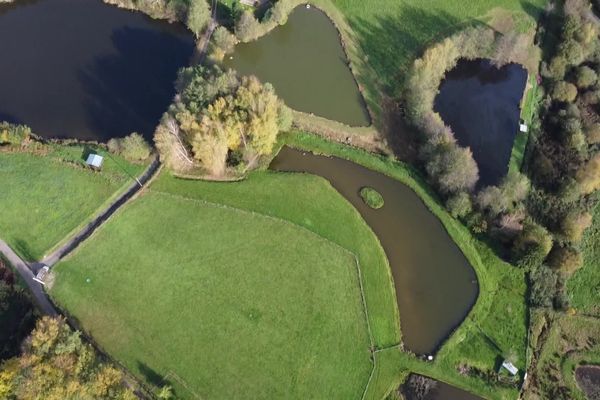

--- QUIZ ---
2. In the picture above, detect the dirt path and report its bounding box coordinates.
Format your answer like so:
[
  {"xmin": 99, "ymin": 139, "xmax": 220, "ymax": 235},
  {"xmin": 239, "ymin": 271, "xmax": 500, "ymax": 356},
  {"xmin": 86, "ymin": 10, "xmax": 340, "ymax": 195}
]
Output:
[{"xmin": 0, "ymin": 239, "xmax": 58, "ymax": 316}]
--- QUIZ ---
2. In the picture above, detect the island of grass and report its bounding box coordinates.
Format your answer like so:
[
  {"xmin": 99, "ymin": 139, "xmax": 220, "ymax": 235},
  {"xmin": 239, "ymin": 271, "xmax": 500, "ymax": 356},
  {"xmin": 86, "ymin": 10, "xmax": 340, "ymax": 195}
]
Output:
[
  {"xmin": 359, "ymin": 186, "xmax": 384, "ymax": 209},
  {"xmin": 51, "ymin": 172, "xmax": 385, "ymax": 399},
  {"xmin": 0, "ymin": 140, "xmax": 146, "ymax": 261}
]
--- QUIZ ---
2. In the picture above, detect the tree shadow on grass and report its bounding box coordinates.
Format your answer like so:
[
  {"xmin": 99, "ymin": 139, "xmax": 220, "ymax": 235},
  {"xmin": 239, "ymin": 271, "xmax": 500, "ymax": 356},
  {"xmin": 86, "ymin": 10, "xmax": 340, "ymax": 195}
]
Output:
[
  {"xmin": 137, "ymin": 361, "xmax": 170, "ymax": 388},
  {"xmin": 13, "ymin": 239, "xmax": 36, "ymax": 262}
]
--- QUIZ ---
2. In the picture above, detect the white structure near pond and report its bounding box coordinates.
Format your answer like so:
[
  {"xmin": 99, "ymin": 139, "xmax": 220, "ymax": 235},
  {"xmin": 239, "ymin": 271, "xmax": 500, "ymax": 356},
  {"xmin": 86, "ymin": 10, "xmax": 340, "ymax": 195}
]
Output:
[
  {"xmin": 501, "ymin": 360, "xmax": 519, "ymax": 376},
  {"xmin": 86, "ymin": 154, "xmax": 104, "ymax": 169},
  {"xmin": 519, "ymin": 123, "xmax": 528, "ymax": 133}
]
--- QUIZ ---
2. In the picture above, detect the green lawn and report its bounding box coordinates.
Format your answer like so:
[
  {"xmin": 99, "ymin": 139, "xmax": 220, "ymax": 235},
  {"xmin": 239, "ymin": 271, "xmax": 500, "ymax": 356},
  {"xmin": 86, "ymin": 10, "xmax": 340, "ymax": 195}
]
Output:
[
  {"xmin": 51, "ymin": 186, "xmax": 374, "ymax": 399},
  {"xmin": 568, "ymin": 200, "xmax": 600, "ymax": 316},
  {"xmin": 0, "ymin": 145, "xmax": 144, "ymax": 261}
]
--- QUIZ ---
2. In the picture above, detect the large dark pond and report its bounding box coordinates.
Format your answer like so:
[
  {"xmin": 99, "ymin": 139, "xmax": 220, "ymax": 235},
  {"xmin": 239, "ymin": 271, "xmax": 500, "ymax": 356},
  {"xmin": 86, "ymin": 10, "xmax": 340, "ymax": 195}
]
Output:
[
  {"xmin": 576, "ymin": 365, "xmax": 600, "ymax": 400},
  {"xmin": 224, "ymin": 6, "xmax": 370, "ymax": 127},
  {"xmin": 271, "ymin": 147, "xmax": 478, "ymax": 355},
  {"xmin": 434, "ymin": 59, "xmax": 527, "ymax": 186},
  {"xmin": 0, "ymin": 0, "xmax": 194, "ymax": 141}
]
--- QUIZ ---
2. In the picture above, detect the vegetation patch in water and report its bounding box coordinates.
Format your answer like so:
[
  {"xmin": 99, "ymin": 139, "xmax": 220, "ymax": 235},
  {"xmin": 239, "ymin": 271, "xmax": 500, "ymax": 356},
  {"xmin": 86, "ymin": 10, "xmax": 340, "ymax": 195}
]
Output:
[{"xmin": 359, "ymin": 186, "xmax": 384, "ymax": 209}]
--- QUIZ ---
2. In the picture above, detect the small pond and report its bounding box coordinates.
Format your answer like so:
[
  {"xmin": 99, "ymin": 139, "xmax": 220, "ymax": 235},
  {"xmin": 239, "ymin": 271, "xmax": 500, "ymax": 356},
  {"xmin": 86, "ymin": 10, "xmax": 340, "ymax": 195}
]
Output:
[
  {"xmin": 403, "ymin": 374, "xmax": 484, "ymax": 400},
  {"xmin": 434, "ymin": 59, "xmax": 527, "ymax": 187},
  {"xmin": 0, "ymin": 0, "xmax": 194, "ymax": 141},
  {"xmin": 271, "ymin": 147, "xmax": 478, "ymax": 355},
  {"xmin": 576, "ymin": 365, "xmax": 600, "ymax": 400},
  {"xmin": 224, "ymin": 6, "xmax": 370, "ymax": 127}
]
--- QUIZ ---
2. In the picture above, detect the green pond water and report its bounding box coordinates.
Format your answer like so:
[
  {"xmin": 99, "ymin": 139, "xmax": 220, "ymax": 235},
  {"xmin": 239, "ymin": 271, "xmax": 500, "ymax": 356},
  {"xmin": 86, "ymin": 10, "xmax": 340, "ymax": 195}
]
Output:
[{"xmin": 224, "ymin": 6, "xmax": 370, "ymax": 126}]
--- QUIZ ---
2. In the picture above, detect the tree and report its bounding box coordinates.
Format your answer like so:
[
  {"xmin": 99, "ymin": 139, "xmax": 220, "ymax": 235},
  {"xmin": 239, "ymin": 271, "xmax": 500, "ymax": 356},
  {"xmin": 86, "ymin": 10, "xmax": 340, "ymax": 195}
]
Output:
[
  {"xmin": 210, "ymin": 26, "xmax": 237, "ymax": 61},
  {"xmin": 551, "ymin": 81, "xmax": 578, "ymax": 103},
  {"xmin": 575, "ymin": 65, "xmax": 598, "ymax": 89},
  {"xmin": 186, "ymin": 0, "xmax": 211, "ymax": 37},
  {"xmin": 425, "ymin": 144, "xmax": 479, "ymax": 195},
  {"xmin": 548, "ymin": 245, "xmax": 583, "ymax": 274},
  {"xmin": 267, "ymin": 0, "xmax": 293, "ymax": 25},
  {"xmin": 561, "ymin": 210, "xmax": 593, "ymax": 243},
  {"xmin": 446, "ymin": 192, "xmax": 472, "ymax": 218},
  {"xmin": 586, "ymin": 123, "xmax": 600, "ymax": 144},
  {"xmin": 235, "ymin": 10, "xmax": 261, "ymax": 42},
  {"xmin": 1, "ymin": 317, "xmax": 136, "ymax": 400},
  {"xmin": 513, "ymin": 219, "xmax": 553, "ymax": 269}
]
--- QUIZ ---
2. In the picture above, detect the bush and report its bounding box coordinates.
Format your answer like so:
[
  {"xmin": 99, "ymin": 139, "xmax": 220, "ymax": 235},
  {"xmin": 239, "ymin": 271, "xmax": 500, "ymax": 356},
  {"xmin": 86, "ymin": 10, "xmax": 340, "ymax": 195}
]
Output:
[
  {"xmin": 542, "ymin": 56, "xmax": 568, "ymax": 80},
  {"xmin": 212, "ymin": 26, "xmax": 237, "ymax": 55},
  {"xmin": 560, "ymin": 210, "xmax": 593, "ymax": 243},
  {"xmin": 425, "ymin": 144, "xmax": 479, "ymax": 195},
  {"xmin": 107, "ymin": 133, "xmax": 151, "ymax": 161},
  {"xmin": 359, "ymin": 187, "xmax": 384, "ymax": 209},
  {"xmin": 528, "ymin": 266, "xmax": 558, "ymax": 307},
  {"xmin": 575, "ymin": 65, "xmax": 598, "ymax": 89},
  {"xmin": 267, "ymin": 0, "xmax": 294, "ymax": 25},
  {"xmin": 446, "ymin": 192, "xmax": 472, "ymax": 218},
  {"xmin": 551, "ymin": 81, "xmax": 578, "ymax": 102},
  {"xmin": 576, "ymin": 153, "xmax": 600, "ymax": 194},
  {"xmin": 0, "ymin": 122, "xmax": 31, "ymax": 146}
]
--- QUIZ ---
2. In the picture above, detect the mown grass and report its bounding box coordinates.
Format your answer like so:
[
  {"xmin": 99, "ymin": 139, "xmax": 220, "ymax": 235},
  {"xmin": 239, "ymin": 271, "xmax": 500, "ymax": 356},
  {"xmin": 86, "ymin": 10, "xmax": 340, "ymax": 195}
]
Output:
[
  {"xmin": 568, "ymin": 200, "xmax": 600, "ymax": 316},
  {"xmin": 51, "ymin": 188, "xmax": 373, "ymax": 400},
  {"xmin": 0, "ymin": 145, "xmax": 144, "ymax": 261},
  {"xmin": 510, "ymin": 75, "xmax": 540, "ymax": 173},
  {"xmin": 283, "ymin": 131, "xmax": 528, "ymax": 400}
]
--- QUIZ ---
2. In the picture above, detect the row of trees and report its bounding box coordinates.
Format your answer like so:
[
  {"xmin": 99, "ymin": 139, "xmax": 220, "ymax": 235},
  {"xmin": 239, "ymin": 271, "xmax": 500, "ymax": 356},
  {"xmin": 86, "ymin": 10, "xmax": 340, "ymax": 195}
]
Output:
[
  {"xmin": 405, "ymin": 25, "xmax": 549, "ymax": 268},
  {"xmin": 0, "ymin": 260, "xmax": 36, "ymax": 361},
  {"xmin": 103, "ymin": 0, "xmax": 211, "ymax": 37},
  {"xmin": 525, "ymin": 0, "xmax": 600, "ymax": 308},
  {"xmin": 155, "ymin": 65, "xmax": 292, "ymax": 176},
  {"xmin": 0, "ymin": 317, "xmax": 136, "ymax": 400}
]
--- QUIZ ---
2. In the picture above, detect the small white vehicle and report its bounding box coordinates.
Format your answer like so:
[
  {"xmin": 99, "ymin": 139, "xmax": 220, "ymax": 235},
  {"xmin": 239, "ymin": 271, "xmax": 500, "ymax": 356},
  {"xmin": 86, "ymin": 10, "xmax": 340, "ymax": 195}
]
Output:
[{"xmin": 33, "ymin": 265, "xmax": 50, "ymax": 285}]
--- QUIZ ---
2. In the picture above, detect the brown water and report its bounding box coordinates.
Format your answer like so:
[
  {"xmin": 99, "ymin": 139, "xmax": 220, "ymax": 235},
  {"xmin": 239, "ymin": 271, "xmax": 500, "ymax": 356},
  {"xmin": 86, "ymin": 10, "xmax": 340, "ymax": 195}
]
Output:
[
  {"xmin": 0, "ymin": 0, "xmax": 194, "ymax": 140},
  {"xmin": 224, "ymin": 6, "xmax": 370, "ymax": 127},
  {"xmin": 575, "ymin": 365, "xmax": 600, "ymax": 400},
  {"xmin": 403, "ymin": 374, "xmax": 484, "ymax": 400},
  {"xmin": 271, "ymin": 147, "xmax": 478, "ymax": 355},
  {"xmin": 434, "ymin": 59, "xmax": 527, "ymax": 187}
]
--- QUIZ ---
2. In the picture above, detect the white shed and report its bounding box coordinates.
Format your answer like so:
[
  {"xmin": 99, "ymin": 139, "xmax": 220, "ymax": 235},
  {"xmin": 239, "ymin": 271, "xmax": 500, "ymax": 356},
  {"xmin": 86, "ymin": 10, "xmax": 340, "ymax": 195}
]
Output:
[
  {"xmin": 501, "ymin": 360, "xmax": 519, "ymax": 376},
  {"xmin": 519, "ymin": 123, "xmax": 528, "ymax": 133},
  {"xmin": 86, "ymin": 154, "xmax": 104, "ymax": 169}
]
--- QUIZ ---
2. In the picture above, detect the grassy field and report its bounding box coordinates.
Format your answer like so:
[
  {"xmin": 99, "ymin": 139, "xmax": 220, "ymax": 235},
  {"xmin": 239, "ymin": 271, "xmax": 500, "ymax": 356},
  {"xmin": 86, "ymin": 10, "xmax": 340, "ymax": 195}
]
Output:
[
  {"xmin": 282, "ymin": 132, "xmax": 528, "ymax": 400},
  {"xmin": 0, "ymin": 145, "xmax": 144, "ymax": 261},
  {"xmin": 568, "ymin": 200, "xmax": 600, "ymax": 316},
  {"xmin": 51, "ymin": 183, "xmax": 374, "ymax": 399}
]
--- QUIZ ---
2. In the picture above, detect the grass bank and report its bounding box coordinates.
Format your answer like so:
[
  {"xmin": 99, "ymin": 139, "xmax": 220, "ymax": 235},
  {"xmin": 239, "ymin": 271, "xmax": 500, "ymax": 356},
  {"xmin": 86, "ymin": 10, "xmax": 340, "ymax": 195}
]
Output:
[
  {"xmin": 282, "ymin": 131, "xmax": 528, "ymax": 400},
  {"xmin": 51, "ymin": 181, "xmax": 374, "ymax": 399},
  {"xmin": 0, "ymin": 144, "xmax": 144, "ymax": 261}
]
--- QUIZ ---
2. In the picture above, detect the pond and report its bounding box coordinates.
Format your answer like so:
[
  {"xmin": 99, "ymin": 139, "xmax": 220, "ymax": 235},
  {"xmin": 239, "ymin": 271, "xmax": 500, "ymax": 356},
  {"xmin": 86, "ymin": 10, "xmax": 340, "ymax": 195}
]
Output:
[
  {"xmin": 223, "ymin": 6, "xmax": 370, "ymax": 127},
  {"xmin": 0, "ymin": 0, "xmax": 194, "ymax": 141},
  {"xmin": 403, "ymin": 374, "xmax": 484, "ymax": 400},
  {"xmin": 576, "ymin": 365, "xmax": 600, "ymax": 400},
  {"xmin": 434, "ymin": 59, "xmax": 527, "ymax": 187},
  {"xmin": 271, "ymin": 147, "xmax": 478, "ymax": 355}
]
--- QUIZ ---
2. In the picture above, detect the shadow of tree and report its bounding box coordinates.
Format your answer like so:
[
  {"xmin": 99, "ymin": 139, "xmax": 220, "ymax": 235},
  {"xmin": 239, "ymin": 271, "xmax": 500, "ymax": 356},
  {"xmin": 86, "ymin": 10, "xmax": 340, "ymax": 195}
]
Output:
[
  {"xmin": 13, "ymin": 239, "xmax": 36, "ymax": 262},
  {"xmin": 137, "ymin": 361, "xmax": 170, "ymax": 387}
]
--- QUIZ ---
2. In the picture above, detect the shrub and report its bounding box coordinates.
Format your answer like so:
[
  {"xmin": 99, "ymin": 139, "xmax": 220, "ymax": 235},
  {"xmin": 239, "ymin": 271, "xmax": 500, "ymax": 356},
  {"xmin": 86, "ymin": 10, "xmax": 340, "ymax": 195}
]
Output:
[
  {"xmin": 446, "ymin": 192, "xmax": 472, "ymax": 218},
  {"xmin": 426, "ymin": 144, "xmax": 479, "ymax": 195},
  {"xmin": 551, "ymin": 81, "xmax": 578, "ymax": 102},
  {"xmin": 267, "ymin": 0, "xmax": 294, "ymax": 25},
  {"xmin": 235, "ymin": 10, "xmax": 261, "ymax": 42},
  {"xmin": 107, "ymin": 133, "xmax": 151, "ymax": 161},
  {"xmin": 542, "ymin": 56, "xmax": 568, "ymax": 80},
  {"xmin": 0, "ymin": 122, "xmax": 31, "ymax": 146},
  {"xmin": 575, "ymin": 65, "xmax": 598, "ymax": 88},
  {"xmin": 528, "ymin": 266, "xmax": 558, "ymax": 307},
  {"xmin": 359, "ymin": 187, "xmax": 384, "ymax": 209}
]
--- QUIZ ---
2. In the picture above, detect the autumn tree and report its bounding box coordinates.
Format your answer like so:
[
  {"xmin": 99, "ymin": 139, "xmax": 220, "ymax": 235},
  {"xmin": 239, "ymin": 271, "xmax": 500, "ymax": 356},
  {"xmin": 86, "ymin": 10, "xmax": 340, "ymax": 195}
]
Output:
[{"xmin": 187, "ymin": 0, "xmax": 211, "ymax": 37}]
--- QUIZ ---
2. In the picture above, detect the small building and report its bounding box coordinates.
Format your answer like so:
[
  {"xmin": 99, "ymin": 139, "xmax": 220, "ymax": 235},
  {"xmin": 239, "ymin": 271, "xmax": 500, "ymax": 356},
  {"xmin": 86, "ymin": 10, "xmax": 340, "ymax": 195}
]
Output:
[
  {"xmin": 501, "ymin": 360, "xmax": 519, "ymax": 376},
  {"xmin": 519, "ymin": 123, "xmax": 528, "ymax": 133},
  {"xmin": 86, "ymin": 154, "xmax": 104, "ymax": 170},
  {"xmin": 33, "ymin": 265, "xmax": 50, "ymax": 286}
]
